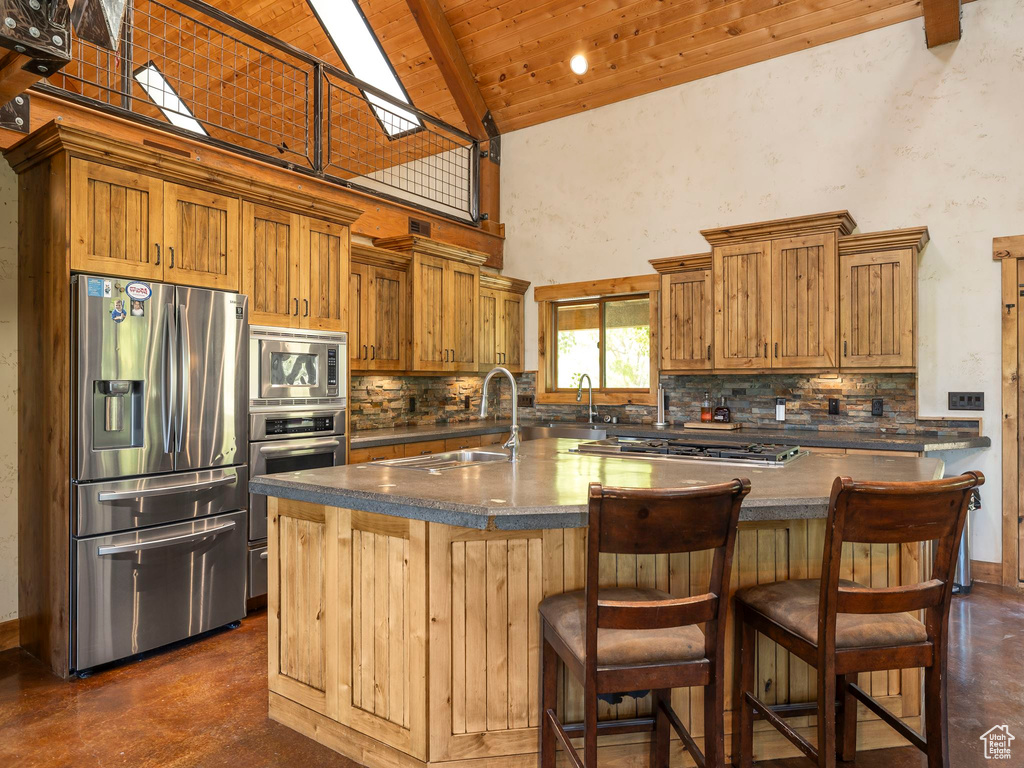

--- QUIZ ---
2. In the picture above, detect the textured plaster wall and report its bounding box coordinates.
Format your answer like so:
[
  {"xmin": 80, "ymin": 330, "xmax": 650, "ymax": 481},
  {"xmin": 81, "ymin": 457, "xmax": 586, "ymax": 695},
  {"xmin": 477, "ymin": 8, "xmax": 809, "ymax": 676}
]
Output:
[
  {"xmin": 0, "ymin": 162, "xmax": 16, "ymax": 621},
  {"xmin": 501, "ymin": 0, "xmax": 1022, "ymax": 563}
]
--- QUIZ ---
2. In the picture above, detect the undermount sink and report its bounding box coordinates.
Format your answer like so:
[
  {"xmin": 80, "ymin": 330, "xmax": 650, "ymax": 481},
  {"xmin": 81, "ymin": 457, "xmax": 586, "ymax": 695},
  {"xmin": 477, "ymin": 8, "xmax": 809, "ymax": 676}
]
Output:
[
  {"xmin": 519, "ymin": 423, "xmax": 608, "ymax": 441},
  {"xmin": 377, "ymin": 449, "xmax": 511, "ymax": 471}
]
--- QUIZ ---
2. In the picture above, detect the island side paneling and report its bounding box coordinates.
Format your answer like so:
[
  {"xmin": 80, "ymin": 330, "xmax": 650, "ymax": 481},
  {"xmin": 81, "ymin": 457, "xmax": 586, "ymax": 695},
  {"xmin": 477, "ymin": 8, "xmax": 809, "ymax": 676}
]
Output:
[{"xmin": 268, "ymin": 499, "xmax": 924, "ymax": 767}]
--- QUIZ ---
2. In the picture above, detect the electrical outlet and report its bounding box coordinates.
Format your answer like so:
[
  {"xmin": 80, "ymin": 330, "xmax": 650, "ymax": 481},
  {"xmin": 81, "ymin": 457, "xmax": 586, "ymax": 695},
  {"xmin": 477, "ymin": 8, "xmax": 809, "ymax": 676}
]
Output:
[
  {"xmin": 517, "ymin": 393, "xmax": 535, "ymax": 408},
  {"xmin": 948, "ymin": 392, "xmax": 984, "ymax": 411},
  {"xmin": 872, "ymin": 398, "xmax": 884, "ymax": 417},
  {"xmin": 464, "ymin": 395, "xmax": 471, "ymax": 410},
  {"xmin": 828, "ymin": 398, "xmax": 839, "ymax": 415},
  {"xmin": 409, "ymin": 396, "xmax": 416, "ymax": 412}
]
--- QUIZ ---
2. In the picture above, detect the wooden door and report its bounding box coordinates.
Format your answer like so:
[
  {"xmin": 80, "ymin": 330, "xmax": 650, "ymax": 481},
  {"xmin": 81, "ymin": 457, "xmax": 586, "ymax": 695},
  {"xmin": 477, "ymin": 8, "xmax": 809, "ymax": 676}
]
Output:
[
  {"xmin": 479, "ymin": 288, "xmax": 500, "ymax": 370},
  {"xmin": 301, "ymin": 217, "xmax": 349, "ymax": 332},
  {"xmin": 771, "ymin": 233, "xmax": 837, "ymax": 368},
  {"xmin": 501, "ymin": 292, "xmax": 524, "ymax": 372},
  {"xmin": 163, "ymin": 183, "xmax": 239, "ymax": 290},
  {"xmin": 661, "ymin": 270, "xmax": 713, "ymax": 371},
  {"xmin": 241, "ymin": 203, "xmax": 300, "ymax": 327},
  {"xmin": 713, "ymin": 241, "xmax": 772, "ymax": 369},
  {"xmin": 367, "ymin": 266, "xmax": 406, "ymax": 370},
  {"xmin": 448, "ymin": 262, "xmax": 479, "ymax": 372},
  {"xmin": 70, "ymin": 159, "xmax": 164, "ymax": 280},
  {"xmin": 350, "ymin": 263, "xmax": 371, "ymax": 366},
  {"xmin": 411, "ymin": 254, "xmax": 448, "ymax": 371},
  {"xmin": 840, "ymin": 249, "xmax": 915, "ymax": 368}
]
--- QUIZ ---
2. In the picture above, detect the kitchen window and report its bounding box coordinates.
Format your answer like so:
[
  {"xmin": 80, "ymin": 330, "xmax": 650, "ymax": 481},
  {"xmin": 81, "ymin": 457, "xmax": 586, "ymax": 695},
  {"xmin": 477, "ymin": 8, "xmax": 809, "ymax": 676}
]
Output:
[{"xmin": 536, "ymin": 276, "xmax": 659, "ymax": 406}]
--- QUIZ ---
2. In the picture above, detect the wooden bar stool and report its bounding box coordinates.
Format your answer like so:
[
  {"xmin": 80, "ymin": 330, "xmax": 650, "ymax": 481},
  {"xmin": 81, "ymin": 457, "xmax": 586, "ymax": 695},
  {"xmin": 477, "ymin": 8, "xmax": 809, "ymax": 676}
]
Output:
[
  {"xmin": 539, "ymin": 479, "xmax": 751, "ymax": 768},
  {"xmin": 732, "ymin": 472, "xmax": 983, "ymax": 768}
]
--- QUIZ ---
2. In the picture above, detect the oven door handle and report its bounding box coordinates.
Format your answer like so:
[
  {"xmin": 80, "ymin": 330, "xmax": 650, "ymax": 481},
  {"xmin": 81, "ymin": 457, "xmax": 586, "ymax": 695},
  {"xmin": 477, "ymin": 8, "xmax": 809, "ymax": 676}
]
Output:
[
  {"xmin": 97, "ymin": 521, "xmax": 236, "ymax": 556},
  {"xmin": 97, "ymin": 475, "xmax": 235, "ymax": 502},
  {"xmin": 258, "ymin": 438, "xmax": 342, "ymax": 457}
]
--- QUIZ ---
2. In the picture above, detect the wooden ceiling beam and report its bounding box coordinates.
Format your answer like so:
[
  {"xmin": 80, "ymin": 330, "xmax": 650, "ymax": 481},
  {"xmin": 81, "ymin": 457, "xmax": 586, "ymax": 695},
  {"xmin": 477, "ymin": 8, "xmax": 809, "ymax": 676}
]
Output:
[
  {"xmin": 922, "ymin": 0, "xmax": 961, "ymax": 47},
  {"xmin": 404, "ymin": 0, "xmax": 495, "ymax": 140}
]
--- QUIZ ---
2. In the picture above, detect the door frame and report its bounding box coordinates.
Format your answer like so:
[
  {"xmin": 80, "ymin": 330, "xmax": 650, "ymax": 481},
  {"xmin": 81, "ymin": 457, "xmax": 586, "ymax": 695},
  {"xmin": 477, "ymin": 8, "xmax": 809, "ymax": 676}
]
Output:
[{"xmin": 996, "ymin": 235, "xmax": 1024, "ymax": 588}]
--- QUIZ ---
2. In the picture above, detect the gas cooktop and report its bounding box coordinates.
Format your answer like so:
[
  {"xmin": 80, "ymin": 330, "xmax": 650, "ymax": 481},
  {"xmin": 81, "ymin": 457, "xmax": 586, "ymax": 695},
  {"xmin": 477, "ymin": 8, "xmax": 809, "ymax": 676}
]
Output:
[{"xmin": 571, "ymin": 437, "xmax": 802, "ymax": 466}]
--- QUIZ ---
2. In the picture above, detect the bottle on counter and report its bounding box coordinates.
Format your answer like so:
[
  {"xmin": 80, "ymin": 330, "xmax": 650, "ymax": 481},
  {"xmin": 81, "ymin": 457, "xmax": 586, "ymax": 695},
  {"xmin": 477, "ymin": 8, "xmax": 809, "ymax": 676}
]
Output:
[
  {"xmin": 713, "ymin": 396, "xmax": 731, "ymax": 423},
  {"xmin": 701, "ymin": 390, "xmax": 713, "ymax": 422}
]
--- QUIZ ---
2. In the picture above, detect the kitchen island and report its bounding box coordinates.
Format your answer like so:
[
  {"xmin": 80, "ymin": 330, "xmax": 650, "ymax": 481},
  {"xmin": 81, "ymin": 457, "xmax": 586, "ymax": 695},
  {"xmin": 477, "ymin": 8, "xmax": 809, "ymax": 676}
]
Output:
[{"xmin": 252, "ymin": 439, "xmax": 944, "ymax": 767}]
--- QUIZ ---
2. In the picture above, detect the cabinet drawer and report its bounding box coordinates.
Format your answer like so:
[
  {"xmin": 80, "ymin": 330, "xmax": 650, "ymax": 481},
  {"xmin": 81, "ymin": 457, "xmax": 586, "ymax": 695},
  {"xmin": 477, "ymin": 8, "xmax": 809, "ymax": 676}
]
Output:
[
  {"xmin": 349, "ymin": 443, "xmax": 405, "ymax": 464},
  {"xmin": 444, "ymin": 435, "xmax": 482, "ymax": 451},
  {"xmin": 405, "ymin": 439, "xmax": 447, "ymax": 456},
  {"xmin": 479, "ymin": 432, "xmax": 506, "ymax": 447}
]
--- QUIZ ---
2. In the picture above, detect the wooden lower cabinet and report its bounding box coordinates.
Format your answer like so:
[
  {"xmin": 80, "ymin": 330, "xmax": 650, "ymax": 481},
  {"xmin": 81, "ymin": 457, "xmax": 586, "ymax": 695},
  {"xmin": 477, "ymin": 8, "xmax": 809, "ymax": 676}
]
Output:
[{"xmin": 268, "ymin": 501, "xmax": 925, "ymax": 768}]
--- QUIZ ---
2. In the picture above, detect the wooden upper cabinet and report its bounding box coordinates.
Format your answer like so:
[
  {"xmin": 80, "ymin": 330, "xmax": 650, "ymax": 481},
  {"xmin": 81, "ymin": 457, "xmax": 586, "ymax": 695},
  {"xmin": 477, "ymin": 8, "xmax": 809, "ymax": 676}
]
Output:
[
  {"xmin": 367, "ymin": 265, "xmax": 406, "ymax": 370},
  {"xmin": 500, "ymin": 292, "xmax": 525, "ymax": 371},
  {"xmin": 242, "ymin": 203, "xmax": 300, "ymax": 327},
  {"xmin": 164, "ymin": 183, "xmax": 239, "ymax": 290},
  {"xmin": 448, "ymin": 261, "xmax": 479, "ymax": 371},
  {"xmin": 301, "ymin": 217, "xmax": 349, "ymax": 332},
  {"xmin": 712, "ymin": 241, "xmax": 772, "ymax": 369},
  {"xmin": 70, "ymin": 159, "xmax": 164, "ymax": 280},
  {"xmin": 478, "ymin": 272, "xmax": 529, "ymax": 373},
  {"xmin": 661, "ymin": 269, "xmax": 713, "ymax": 371},
  {"xmin": 838, "ymin": 228, "xmax": 928, "ymax": 369},
  {"xmin": 412, "ymin": 254, "xmax": 449, "ymax": 371},
  {"xmin": 479, "ymin": 288, "xmax": 499, "ymax": 369},
  {"xmin": 770, "ymin": 233, "xmax": 837, "ymax": 368},
  {"xmin": 349, "ymin": 263, "xmax": 371, "ymax": 364}
]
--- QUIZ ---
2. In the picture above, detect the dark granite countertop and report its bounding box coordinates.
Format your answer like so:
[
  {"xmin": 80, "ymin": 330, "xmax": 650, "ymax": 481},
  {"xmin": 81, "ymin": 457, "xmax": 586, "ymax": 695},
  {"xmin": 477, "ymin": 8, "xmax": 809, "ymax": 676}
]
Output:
[
  {"xmin": 252, "ymin": 437, "xmax": 945, "ymax": 530},
  {"xmin": 350, "ymin": 420, "xmax": 990, "ymax": 453}
]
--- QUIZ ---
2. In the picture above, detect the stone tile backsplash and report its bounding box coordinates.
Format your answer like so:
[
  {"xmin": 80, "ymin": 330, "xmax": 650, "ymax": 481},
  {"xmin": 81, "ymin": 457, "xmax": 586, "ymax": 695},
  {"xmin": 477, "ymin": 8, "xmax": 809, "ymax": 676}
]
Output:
[{"xmin": 350, "ymin": 372, "xmax": 979, "ymax": 437}]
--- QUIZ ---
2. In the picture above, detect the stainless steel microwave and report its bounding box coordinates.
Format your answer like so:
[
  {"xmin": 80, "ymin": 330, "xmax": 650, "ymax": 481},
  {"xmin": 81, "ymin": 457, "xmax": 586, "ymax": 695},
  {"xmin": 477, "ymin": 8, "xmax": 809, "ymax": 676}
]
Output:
[{"xmin": 248, "ymin": 326, "xmax": 347, "ymax": 407}]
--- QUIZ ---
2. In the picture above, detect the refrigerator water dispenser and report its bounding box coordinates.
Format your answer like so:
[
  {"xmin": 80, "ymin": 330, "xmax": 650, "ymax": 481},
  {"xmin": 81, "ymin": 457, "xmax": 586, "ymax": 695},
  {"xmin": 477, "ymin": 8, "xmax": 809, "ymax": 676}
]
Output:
[{"xmin": 92, "ymin": 380, "xmax": 143, "ymax": 450}]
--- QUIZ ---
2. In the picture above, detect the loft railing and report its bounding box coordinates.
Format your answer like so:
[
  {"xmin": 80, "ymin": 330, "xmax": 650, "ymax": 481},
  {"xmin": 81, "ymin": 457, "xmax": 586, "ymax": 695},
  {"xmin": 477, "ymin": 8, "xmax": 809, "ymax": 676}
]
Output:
[{"xmin": 33, "ymin": 0, "xmax": 480, "ymax": 223}]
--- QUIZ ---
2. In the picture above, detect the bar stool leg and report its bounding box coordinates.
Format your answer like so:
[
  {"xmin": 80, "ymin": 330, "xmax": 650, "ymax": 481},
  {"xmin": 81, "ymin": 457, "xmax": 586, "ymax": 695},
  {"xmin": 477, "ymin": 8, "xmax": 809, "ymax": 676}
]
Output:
[
  {"xmin": 924, "ymin": 653, "xmax": 950, "ymax": 768},
  {"xmin": 816, "ymin": 669, "xmax": 837, "ymax": 768},
  {"xmin": 705, "ymin": 658, "xmax": 725, "ymax": 768},
  {"xmin": 836, "ymin": 673, "xmax": 857, "ymax": 761},
  {"xmin": 651, "ymin": 689, "xmax": 670, "ymax": 768},
  {"xmin": 732, "ymin": 607, "xmax": 755, "ymax": 768},
  {"xmin": 540, "ymin": 630, "xmax": 557, "ymax": 768},
  {"xmin": 583, "ymin": 684, "xmax": 598, "ymax": 768}
]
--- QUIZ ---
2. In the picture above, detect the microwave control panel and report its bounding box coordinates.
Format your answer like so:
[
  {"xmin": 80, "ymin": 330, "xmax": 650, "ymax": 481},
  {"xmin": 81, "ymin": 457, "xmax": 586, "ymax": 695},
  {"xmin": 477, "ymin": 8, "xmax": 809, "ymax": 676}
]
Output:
[
  {"xmin": 327, "ymin": 348, "xmax": 338, "ymax": 388},
  {"xmin": 265, "ymin": 416, "xmax": 335, "ymax": 436}
]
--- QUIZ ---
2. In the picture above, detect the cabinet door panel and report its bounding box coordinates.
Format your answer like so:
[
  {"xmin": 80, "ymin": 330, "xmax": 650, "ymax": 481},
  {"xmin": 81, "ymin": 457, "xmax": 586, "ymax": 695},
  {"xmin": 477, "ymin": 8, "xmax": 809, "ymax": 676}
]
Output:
[
  {"xmin": 501, "ymin": 293, "xmax": 524, "ymax": 372},
  {"xmin": 840, "ymin": 249, "xmax": 914, "ymax": 368},
  {"xmin": 662, "ymin": 270, "xmax": 713, "ymax": 370},
  {"xmin": 164, "ymin": 184, "xmax": 239, "ymax": 290},
  {"xmin": 449, "ymin": 264, "xmax": 479, "ymax": 371},
  {"xmin": 479, "ymin": 289, "xmax": 499, "ymax": 370},
  {"xmin": 70, "ymin": 159, "xmax": 163, "ymax": 280},
  {"xmin": 368, "ymin": 266, "xmax": 406, "ymax": 370},
  {"xmin": 302, "ymin": 217, "xmax": 348, "ymax": 332},
  {"xmin": 713, "ymin": 242, "xmax": 771, "ymax": 369},
  {"xmin": 412, "ymin": 255, "xmax": 448, "ymax": 371},
  {"xmin": 771, "ymin": 233, "xmax": 837, "ymax": 368},
  {"xmin": 242, "ymin": 203, "xmax": 299, "ymax": 327},
  {"xmin": 349, "ymin": 263, "xmax": 370, "ymax": 366}
]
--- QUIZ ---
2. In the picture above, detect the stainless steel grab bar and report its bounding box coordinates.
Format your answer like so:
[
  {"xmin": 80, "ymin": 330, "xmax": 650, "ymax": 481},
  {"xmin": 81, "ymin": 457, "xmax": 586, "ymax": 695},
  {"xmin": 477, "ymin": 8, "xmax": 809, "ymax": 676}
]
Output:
[
  {"xmin": 97, "ymin": 520, "xmax": 236, "ymax": 556},
  {"xmin": 257, "ymin": 438, "xmax": 341, "ymax": 457},
  {"xmin": 176, "ymin": 304, "xmax": 189, "ymax": 453},
  {"xmin": 164, "ymin": 303, "xmax": 177, "ymax": 454},
  {"xmin": 97, "ymin": 475, "xmax": 235, "ymax": 502}
]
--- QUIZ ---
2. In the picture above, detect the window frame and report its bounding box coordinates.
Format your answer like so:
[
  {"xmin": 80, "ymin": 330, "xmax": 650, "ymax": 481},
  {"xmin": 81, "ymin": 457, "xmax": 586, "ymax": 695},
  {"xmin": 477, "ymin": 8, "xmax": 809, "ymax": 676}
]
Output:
[{"xmin": 536, "ymin": 275, "xmax": 660, "ymax": 407}]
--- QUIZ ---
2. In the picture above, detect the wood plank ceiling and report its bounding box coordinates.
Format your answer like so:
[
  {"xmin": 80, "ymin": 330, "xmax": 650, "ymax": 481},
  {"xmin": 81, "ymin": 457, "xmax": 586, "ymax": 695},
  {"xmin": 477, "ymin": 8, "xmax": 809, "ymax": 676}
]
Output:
[{"xmin": 220, "ymin": 0, "xmax": 952, "ymax": 134}]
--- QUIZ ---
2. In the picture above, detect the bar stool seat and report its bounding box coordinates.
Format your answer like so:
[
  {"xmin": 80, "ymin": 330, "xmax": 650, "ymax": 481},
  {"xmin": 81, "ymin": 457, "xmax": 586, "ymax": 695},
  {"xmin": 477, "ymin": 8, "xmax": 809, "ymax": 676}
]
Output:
[
  {"xmin": 736, "ymin": 578, "xmax": 928, "ymax": 649},
  {"xmin": 540, "ymin": 587, "xmax": 707, "ymax": 667}
]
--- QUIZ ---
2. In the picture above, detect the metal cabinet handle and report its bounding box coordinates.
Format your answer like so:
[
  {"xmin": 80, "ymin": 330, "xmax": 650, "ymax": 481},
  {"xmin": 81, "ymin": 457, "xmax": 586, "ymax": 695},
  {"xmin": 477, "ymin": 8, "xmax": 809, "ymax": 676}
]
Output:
[
  {"xmin": 259, "ymin": 551, "xmax": 268, "ymax": 561},
  {"xmin": 444, "ymin": 349, "xmax": 449, "ymax": 362},
  {"xmin": 764, "ymin": 342, "xmax": 768, "ymax": 358},
  {"xmin": 451, "ymin": 348, "xmax": 456, "ymax": 362},
  {"xmin": 169, "ymin": 246, "xmax": 175, "ymax": 269},
  {"xmin": 363, "ymin": 344, "xmax": 368, "ymax": 359},
  {"xmin": 707, "ymin": 344, "xmax": 711, "ymax": 360},
  {"xmin": 371, "ymin": 345, "xmax": 375, "ymax": 360},
  {"xmin": 259, "ymin": 439, "xmax": 340, "ymax": 457},
  {"xmin": 775, "ymin": 342, "xmax": 779, "ymax": 358},
  {"xmin": 97, "ymin": 520, "xmax": 236, "ymax": 556},
  {"xmin": 293, "ymin": 298, "xmax": 299, "ymax": 316},
  {"xmin": 155, "ymin": 244, "xmax": 161, "ymax": 266},
  {"xmin": 303, "ymin": 299, "xmax": 309, "ymax": 317},
  {"xmin": 844, "ymin": 340, "xmax": 848, "ymax": 356},
  {"xmin": 97, "ymin": 475, "xmax": 234, "ymax": 502},
  {"xmin": 419, "ymin": 450, "xmax": 432, "ymax": 455}
]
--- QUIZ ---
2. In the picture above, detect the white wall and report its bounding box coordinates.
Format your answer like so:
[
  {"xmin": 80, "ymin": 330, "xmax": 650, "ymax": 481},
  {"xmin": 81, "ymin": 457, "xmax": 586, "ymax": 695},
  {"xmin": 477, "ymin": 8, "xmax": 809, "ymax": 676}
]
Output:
[
  {"xmin": 0, "ymin": 162, "xmax": 17, "ymax": 621},
  {"xmin": 501, "ymin": 0, "xmax": 1021, "ymax": 563}
]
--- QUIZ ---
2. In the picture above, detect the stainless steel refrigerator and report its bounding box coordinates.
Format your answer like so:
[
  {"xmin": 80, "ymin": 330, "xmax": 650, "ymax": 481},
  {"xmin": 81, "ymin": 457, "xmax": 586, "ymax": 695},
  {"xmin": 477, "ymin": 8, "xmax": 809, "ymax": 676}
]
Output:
[{"xmin": 71, "ymin": 274, "xmax": 249, "ymax": 672}]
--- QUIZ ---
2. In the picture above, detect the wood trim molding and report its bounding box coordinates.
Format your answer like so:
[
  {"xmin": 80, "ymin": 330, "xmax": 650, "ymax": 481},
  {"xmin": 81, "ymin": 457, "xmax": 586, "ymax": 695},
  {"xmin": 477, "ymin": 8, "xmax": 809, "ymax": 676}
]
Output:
[
  {"xmin": 351, "ymin": 241, "xmax": 413, "ymax": 271},
  {"xmin": 480, "ymin": 270, "xmax": 530, "ymax": 294},
  {"xmin": 838, "ymin": 227, "xmax": 930, "ymax": 255},
  {"xmin": 993, "ymin": 235, "xmax": 1024, "ymax": 261},
  {"xmin": 971, "ymin": 560, "xmax": 1002, "ymax": 586},
  {"xmin": 533, "ymin": 274, "xmax": 659, "ymax": 303},
  {"xmin": 649, "ymin": 253, "xmax": 712, "ymax": 274},
  {"xmin": 372, "ymin": 235, "xmax": 489, "ymax": 267},
  {"xmin": 998, "ymin": 237, "xmax": 1022, "ymax": 588},
  {"xmin": 701, "ymin": 210, "xmax": 857, "ymax": 245},
  {"xmin": 923, "ymin": 0, "xmax": 962, "ymax": 47},
  {"xmin": 0, "ymin": 618, "xmax": 18, "ymax": 652}
]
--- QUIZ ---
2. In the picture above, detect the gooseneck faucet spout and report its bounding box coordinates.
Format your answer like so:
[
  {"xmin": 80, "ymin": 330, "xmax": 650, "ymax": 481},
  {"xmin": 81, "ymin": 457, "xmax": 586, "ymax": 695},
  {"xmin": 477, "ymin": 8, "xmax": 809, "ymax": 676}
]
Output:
[
  {"xmin": 480, "ymin": 366, "xmax": 520, "ymax": 461},
  {"xmin": 576, "ymin": 374, "xmax": 597, "ymax": 424}
]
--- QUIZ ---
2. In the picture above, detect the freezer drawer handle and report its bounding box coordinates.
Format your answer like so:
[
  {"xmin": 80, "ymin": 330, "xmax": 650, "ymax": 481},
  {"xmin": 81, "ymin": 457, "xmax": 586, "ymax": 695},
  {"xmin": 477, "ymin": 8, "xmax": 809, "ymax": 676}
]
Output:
[
  {"xmin": 96, "ymin": 520, "xmax": 236, "ymax": 556},
  {"xmin": 259, "ymin": 551, "xmax": 268, "ymax": 560},
  {"xmin": 96, "ymin": 475, "xmax": 235, "ymax": 502}
]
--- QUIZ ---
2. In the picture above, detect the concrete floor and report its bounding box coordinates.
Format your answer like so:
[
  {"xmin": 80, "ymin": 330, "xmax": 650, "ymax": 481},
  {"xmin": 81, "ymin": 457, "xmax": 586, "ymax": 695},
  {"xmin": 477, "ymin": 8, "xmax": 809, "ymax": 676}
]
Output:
[{"xmin": 1, "ymin": 584, "xmax": 1022, "ymax": 767}]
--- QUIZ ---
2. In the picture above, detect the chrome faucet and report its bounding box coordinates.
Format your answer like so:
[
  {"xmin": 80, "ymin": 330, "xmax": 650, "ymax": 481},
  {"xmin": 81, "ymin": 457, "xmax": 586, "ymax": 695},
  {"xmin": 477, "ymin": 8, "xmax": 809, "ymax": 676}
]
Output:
[
  {"xmin": 576, "ymin": 374, "xmax": 598, "ymax": 424},
  {"xmin": 480, "ymin": 366, "xmax": 520, "ymax": 461}
]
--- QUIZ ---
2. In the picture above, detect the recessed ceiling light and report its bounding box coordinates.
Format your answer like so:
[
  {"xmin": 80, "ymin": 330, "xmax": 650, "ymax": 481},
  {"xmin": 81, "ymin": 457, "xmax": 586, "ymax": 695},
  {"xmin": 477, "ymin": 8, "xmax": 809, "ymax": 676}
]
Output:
[{"xmin": 570, "ymin": 54, "xmax": 588, "ymax": 76}]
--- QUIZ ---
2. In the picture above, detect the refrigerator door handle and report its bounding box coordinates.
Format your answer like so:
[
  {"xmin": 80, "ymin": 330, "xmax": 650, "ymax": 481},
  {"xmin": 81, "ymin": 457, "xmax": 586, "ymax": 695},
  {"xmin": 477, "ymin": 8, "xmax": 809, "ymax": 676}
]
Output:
[
  {"xmin": 96, "ymin": 520, "xmax": 236, "ymax": 556},
  {"xmin": 96, "ymin": 475, "xmax": 235, "ymax": 502},
  {"xmin": 176, "ymin": 304, "xmax": 189, "ymax": 454},
  {"xmin": 164, "ymin": 303, "xmax": 177, "ymax": 454}
]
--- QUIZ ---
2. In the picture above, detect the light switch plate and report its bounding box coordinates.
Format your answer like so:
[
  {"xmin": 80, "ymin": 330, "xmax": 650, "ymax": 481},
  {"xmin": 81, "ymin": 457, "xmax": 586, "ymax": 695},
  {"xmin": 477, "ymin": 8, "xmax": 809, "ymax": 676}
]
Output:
[{"xmin": 948, "ymin": 392, "xmax": 984, "ymax": 411}]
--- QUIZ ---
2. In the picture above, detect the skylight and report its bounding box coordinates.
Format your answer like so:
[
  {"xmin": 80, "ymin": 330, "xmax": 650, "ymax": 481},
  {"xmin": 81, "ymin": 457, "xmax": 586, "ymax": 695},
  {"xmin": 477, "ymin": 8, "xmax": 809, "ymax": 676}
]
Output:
[
  {"xmin": 133, "ymin": 62, "xmax": 207, "ymax": 136},
  {"xmin": 307, "ymin": 0, "xmax": 421, "ymax": 137}
]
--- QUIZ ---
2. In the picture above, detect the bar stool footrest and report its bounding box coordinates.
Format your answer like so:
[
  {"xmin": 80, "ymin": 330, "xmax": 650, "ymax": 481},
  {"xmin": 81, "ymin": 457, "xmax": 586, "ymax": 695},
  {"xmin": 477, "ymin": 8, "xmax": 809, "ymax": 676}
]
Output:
[
  {"xmin": 744, "ymin": 692, "xmax": 818, "ymax": 762},
  {"xmin": 848, "ymin": 682, "xmax": 927, "ymax": 752}
]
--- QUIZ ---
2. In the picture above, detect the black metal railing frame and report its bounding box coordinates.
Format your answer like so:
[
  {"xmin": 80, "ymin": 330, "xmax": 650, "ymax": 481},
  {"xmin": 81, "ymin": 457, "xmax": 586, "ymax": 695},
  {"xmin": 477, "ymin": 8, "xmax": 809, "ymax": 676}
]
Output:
[{"xmin": 32, "ymin": 0, "xmax": 481, "ymax": 223}]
